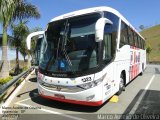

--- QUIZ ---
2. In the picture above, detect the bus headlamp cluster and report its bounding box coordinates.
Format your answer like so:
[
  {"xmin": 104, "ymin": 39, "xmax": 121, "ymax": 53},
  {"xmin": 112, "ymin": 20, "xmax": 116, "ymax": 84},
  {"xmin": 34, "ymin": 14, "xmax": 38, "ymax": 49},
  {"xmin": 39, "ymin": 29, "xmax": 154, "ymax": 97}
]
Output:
[
  {"xmin": 77, "ymin": 78, "xmax": 103, "ymax": 90},
  {"xmin": 37, "ymin": 72, "xmax": 44, "ymax": 81}
]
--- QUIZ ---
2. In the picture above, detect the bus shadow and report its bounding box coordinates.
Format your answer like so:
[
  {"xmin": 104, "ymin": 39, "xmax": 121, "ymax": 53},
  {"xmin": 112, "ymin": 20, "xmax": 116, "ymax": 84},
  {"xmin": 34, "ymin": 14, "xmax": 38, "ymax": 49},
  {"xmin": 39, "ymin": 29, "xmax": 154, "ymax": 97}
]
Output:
[
  {"xmin": 28, "ymin": 77, "xmax": 37, "ymax": 83},
  {"xmin": 155, "ymin": 67, "xmax": 160, "ymax": 74},
  {"xmin": 29, "ymin": 89, "xmax": 107, "ymax": 113},
  {"xmin": 121, "ymin": 89, "xmax": 160, "ymax": 119}
]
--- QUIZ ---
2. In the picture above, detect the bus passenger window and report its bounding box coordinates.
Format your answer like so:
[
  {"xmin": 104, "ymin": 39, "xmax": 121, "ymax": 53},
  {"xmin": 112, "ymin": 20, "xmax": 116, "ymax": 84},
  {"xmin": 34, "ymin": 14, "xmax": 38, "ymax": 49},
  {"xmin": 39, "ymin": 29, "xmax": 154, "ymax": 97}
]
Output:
[
  {"xmin": 103, "ymin": 23, "xmax": 117, "ymax": 61},
  {"xmin": 104, "ymin": 34, "xmax": 112, "ymax": 60},
  {"xmin": 120, "ymin": 21, "xmax": 129, "ymax": 48},
  {"xmin": 134, "ymin": 33, "xmax": 138, "ymax": 47},
  {"xmin": 128, "ymin": 27, "xmax": 134, "ymax": 46}
]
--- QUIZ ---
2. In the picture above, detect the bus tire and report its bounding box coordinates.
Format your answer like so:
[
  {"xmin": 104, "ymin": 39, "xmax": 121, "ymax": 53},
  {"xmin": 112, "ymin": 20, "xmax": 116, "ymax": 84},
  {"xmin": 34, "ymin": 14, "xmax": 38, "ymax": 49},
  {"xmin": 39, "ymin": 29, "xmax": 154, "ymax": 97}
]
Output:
[{"xmin": 117, "ymin": 73, "xmax": 125, "ymax": 96}]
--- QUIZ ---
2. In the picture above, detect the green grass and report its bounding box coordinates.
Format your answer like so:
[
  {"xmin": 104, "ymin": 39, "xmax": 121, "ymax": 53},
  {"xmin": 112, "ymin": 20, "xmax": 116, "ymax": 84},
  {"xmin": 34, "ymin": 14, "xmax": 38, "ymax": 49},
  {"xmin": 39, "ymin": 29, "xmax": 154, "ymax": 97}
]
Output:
[{"xmin": 140, "ymin": 25, "xmax": 160, "ymax": 62}]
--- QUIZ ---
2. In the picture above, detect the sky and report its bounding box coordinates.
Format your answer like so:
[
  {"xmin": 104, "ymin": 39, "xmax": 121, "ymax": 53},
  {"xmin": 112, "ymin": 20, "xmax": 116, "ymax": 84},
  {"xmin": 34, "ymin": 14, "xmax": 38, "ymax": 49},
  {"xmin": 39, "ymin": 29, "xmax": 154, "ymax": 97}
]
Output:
[{"xmin": 1, "ymin": 0, "xmax": 160, "ymax": 35}]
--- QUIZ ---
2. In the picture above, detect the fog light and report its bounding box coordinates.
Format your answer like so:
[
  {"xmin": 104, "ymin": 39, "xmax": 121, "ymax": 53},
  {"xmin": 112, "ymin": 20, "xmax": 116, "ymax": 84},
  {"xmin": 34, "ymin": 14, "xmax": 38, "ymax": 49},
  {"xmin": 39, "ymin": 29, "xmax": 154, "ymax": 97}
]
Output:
[{"xmin": 86, "ymin": 95, "xmax": 95, "ymax": 101}]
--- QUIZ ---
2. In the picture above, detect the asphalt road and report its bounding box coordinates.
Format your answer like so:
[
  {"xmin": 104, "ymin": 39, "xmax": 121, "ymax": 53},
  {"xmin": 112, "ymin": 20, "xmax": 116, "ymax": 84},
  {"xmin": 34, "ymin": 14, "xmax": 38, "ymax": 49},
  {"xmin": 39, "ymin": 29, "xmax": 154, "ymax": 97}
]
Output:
[{"xmin": 1, "ymin": 64, "xmax": 160, "ymax": 120}]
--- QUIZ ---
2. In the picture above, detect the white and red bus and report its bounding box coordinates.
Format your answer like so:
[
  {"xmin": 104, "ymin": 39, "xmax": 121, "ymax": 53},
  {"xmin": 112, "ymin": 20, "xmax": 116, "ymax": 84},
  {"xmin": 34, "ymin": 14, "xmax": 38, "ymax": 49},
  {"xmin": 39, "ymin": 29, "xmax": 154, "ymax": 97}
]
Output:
[{"xmin": 26, "ymin": 7, "xmax": 146, "ymax": 106}]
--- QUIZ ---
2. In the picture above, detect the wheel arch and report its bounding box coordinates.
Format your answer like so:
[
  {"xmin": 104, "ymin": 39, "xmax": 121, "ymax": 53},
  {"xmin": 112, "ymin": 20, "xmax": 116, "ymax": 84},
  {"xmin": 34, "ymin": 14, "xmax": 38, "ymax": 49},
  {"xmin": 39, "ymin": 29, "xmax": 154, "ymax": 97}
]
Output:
[{"xmin": 121, "ymin": 70, "xmax": 126, "ymax": 85}]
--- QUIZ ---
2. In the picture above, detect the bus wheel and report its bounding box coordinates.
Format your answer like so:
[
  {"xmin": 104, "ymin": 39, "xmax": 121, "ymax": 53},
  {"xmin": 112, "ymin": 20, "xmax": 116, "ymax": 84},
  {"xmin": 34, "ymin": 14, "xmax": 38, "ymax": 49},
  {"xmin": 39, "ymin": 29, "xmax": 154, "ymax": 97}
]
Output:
[{"xmin": 117, "ymin": 74, "xmax": 125, "ymax": 95}]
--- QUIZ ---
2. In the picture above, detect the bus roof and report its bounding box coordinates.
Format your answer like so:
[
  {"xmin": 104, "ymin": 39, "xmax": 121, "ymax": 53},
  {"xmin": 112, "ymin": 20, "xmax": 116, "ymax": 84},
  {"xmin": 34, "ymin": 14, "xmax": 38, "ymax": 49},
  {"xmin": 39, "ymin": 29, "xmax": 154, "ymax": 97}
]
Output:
[{"xmin": 50, "ymin": 6, "xmax": 144, "ymax": 40}]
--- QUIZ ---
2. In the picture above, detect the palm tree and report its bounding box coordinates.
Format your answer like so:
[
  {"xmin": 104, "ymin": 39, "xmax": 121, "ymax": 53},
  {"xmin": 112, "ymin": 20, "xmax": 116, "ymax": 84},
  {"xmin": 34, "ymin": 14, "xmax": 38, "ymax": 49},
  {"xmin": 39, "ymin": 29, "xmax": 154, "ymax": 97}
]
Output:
[
  {"xmin": 19, "ymin": 39, "xmax": 28, "ymax": 62},
  {"xmin": 0, "ymin": 0, "xmax": 40, "ymax": 78},
  {"xmin": 11, "ymin": 20, "xmax": 29, "ymax": 74}
]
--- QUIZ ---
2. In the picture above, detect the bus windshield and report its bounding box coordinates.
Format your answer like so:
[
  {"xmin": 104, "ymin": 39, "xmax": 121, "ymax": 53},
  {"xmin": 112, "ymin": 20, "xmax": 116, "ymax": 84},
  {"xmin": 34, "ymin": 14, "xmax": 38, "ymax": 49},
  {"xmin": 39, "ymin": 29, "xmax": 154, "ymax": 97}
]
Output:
[{"xmin": 39, "ymin": 13, "xmax": 101, "ymax": 73}]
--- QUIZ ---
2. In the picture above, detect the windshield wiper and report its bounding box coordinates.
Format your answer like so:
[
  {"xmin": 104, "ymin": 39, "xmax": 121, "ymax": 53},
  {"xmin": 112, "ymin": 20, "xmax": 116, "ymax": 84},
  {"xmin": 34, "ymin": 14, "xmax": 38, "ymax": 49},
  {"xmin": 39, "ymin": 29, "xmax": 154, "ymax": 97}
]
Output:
[
  {"xmin": 62, "ymin": 20, "xmax": 75, "ymax": 73},
  {"xmin": 45, "ymin": 20, "xmax": 75, "ymax": 74}
]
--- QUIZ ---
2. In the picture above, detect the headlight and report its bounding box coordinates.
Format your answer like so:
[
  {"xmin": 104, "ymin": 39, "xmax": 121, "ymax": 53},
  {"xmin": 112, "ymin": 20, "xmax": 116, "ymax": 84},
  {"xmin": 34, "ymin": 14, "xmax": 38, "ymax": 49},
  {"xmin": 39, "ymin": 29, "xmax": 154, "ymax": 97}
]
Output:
[
  {"xmin": 77, "ymin": 77, "xmax": 103, "ymax": 90},
  {"xmin": 37, "ymin": 72, "xmax": 44, "ymax": 81}
]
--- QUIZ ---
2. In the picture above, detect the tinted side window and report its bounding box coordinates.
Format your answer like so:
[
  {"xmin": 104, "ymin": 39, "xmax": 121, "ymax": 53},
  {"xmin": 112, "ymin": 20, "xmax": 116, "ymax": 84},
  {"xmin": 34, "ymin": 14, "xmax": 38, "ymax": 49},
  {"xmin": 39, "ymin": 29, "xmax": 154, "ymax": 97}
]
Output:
[
  {"xmin": 138, "ymin": 36, "xmax": 142, "ymax": 49},
  {"xmin": 105, "ymin": 12, "xmax": 119, "ymax": 36},
  {"xmin": 128, "ymin": 27, "xmax": 134, "ymax": 46},
  {"xmin": 134, "ymin": 33, "xmax": 138, "ymax": 47},
  {"xmin": 103, "ymin": 12, "xmax": 119, "ymax": 60},
  {"xmin": 103, "ymin": 23, "xmax": 117, "ymax": 60},
  {"xmin": 103, "ymin": 33, "xmax": 112, "ymax": 60},
  {"xmin": 120, "ymin": 21, "xmax": 129, "ymax": 48}
]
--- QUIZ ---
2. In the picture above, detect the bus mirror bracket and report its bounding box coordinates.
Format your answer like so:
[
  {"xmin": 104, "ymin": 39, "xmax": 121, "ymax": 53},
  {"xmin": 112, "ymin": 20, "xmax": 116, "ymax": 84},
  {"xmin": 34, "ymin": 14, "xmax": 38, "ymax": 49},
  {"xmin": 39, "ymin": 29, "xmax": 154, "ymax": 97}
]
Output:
[
  {"xmin": 95, "ymin": 18, "xmax": 113, "ymax": 42},
  {"xmin": 26, "ymin": 31, "xmax": 44, "ymax": 50}
]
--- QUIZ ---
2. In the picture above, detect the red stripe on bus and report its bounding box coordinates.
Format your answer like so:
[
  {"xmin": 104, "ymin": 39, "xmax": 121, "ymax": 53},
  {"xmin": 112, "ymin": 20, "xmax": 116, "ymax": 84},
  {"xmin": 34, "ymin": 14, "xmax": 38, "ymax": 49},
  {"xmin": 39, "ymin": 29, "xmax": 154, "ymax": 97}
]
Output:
[
  {"xmin": 40, "ymin": 94, "xmax": 103, "ymax": 106},
  {"xmin": 130, "ymin": 46, "xmax": 141, "ymax": 80}
]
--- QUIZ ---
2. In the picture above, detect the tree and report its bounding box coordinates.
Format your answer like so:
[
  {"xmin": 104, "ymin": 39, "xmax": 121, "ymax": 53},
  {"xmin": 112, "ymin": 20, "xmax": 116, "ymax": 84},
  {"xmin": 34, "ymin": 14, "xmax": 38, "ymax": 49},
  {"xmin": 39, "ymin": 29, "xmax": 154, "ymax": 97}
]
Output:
[
  {"xmin": 30, "ymin": 27, "xmax": 42, "ymax": 33},
  {"xmin": 146, "ymin": 44, "xmax": 152, "ymax": 62},
  {"xmin": 0, "ymin": 0, "xmax": 40, "ymax": 78},
  {"xmin": 19, "ymin": 39, "xmax": 28, "ymax": 61},
  {"xmin": 11, "ymin": 20, "xmax": 29, "ymax": 74},
  {"xmin": 139, "ymin": 25, "xmax": 145, "ymax": 31}
]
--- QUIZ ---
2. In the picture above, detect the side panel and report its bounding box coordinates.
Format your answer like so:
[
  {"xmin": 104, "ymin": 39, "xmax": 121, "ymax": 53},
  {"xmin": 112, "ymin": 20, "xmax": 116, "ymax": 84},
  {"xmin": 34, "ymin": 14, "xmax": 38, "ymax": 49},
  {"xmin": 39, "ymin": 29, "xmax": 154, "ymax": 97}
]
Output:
[
  {"xmin": 141, "ymin": 49, "xmax": 147, "ymax": 70},
  {"xmin": 114, "ymin": 45, "xmax": 130, "ymax": 86},
  {"xmin": 99, "ymin": 63, "xmax": 115, "ymax": 102},
  {"xmin": 129, "ymin": 46, "xmax": 141, "ymax": 80}
]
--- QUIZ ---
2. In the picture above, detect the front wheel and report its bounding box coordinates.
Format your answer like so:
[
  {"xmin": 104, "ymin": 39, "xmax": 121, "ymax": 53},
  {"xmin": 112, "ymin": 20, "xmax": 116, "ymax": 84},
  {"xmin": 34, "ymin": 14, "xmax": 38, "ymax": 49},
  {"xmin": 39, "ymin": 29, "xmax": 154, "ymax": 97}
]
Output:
[{"xmin": 117, "ymin": 74, "xmax": 125, "ymax": 95}]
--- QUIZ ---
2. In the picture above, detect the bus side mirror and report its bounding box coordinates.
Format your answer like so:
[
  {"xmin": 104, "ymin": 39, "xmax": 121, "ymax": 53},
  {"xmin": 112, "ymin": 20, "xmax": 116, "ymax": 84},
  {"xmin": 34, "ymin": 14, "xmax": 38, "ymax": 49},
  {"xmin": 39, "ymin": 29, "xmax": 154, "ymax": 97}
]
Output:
[
  {"xmin": 95, "ymin": 18, "xmax": 113, "ymax": 42},
  {"xmin": 26, "ymin": 31, "xmax": 44, "ymax": 50}
]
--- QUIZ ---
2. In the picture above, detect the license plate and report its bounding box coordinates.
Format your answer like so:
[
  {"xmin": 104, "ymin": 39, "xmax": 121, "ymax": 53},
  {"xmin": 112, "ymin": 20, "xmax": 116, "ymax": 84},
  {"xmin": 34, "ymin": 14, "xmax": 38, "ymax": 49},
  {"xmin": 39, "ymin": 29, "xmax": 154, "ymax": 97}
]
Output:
[{"xmin": 54, "ymin": 94, "xmax": 65, "ymax": 99}]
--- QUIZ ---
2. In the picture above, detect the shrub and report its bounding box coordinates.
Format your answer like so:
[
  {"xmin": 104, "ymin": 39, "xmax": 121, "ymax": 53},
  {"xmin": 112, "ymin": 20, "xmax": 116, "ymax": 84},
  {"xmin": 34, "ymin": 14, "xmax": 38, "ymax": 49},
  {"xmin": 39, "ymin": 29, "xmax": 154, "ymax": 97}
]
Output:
[
  {"xmin": 22, "ymin": 66, "xmax": 28, "ymax": 72},
  {"xmin": 0, "ymin": 76, "xmax": 13, "ymax": 85}
]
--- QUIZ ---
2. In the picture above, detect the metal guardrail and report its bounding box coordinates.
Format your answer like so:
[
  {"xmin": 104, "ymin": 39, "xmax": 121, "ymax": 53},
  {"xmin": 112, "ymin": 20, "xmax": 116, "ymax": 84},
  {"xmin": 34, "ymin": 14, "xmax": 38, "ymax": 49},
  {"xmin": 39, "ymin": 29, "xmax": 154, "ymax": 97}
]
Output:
[{"xmin": 0, "ymin": 67, "xmax": 34, "ymax": 98}]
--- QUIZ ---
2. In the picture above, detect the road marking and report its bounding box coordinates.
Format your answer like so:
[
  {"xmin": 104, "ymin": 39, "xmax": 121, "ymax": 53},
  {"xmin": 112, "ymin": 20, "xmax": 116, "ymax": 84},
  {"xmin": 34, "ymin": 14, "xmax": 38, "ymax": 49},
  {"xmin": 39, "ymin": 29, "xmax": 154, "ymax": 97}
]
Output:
[
  {"xmin": 144, "ymin": 75, "xmax": 155, "ymax": 90},
  {"xmin": 128, "ymin": 75, "xmax": 155, "ymax": 115},
  {"xmin": 15, "ymin": 102, "xmax": 86, "ymax": 120}
]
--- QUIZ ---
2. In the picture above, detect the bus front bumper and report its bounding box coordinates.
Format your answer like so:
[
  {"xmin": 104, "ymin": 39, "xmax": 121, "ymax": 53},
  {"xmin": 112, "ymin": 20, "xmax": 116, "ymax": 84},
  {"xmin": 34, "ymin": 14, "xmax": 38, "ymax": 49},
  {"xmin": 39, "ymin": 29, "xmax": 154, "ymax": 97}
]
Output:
[{"xmin": 38, "ymin": 83, "xmax": 103, "ymax": 106}]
